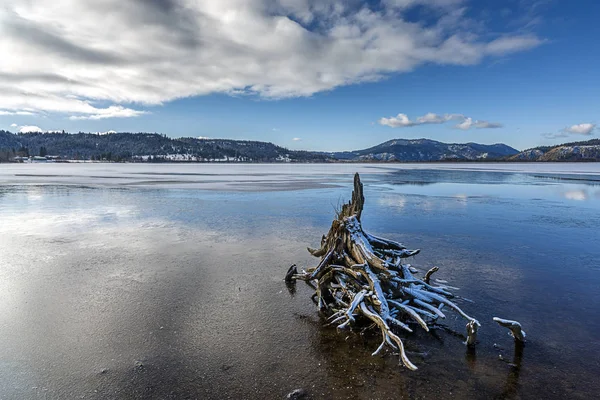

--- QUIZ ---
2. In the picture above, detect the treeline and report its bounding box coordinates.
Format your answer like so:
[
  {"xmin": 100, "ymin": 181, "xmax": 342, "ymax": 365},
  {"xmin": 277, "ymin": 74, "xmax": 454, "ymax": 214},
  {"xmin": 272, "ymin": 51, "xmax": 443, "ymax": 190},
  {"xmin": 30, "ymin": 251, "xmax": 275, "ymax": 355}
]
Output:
[{"xmin": 0, "ymin": 130, "xmax": 330, "ymax": 163}]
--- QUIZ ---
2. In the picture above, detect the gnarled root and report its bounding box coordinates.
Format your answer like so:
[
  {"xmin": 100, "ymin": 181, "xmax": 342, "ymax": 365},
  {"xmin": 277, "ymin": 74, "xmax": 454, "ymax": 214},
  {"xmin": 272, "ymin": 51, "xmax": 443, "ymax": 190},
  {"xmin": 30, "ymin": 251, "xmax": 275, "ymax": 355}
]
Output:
[
  {"xmin": 423, "ymin": 266, "xmax": 439, "ymax": 284},
  {"xmin": 286, "ymin": 173, "xmax": 479, "ymax": 370},
  {"xmin": 465, "ymin": 319, "xmax": 480, "ymax": 347},
  {"xmin": 493, "ymin": 317, "xmax": 526, "ymax": 342},
  {"xmin": 285, "ymin": 264, "xmax": 298, "ymax": 283}
]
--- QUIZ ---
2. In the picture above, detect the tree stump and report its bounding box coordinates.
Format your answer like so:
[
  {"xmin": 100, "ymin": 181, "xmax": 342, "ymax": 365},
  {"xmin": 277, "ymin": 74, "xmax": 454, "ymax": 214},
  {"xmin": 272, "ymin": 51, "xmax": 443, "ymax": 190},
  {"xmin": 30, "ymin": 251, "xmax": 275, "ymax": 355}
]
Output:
[{"xmin": 286, "ymin": 173, "xmax": 479, "ymax": 370}]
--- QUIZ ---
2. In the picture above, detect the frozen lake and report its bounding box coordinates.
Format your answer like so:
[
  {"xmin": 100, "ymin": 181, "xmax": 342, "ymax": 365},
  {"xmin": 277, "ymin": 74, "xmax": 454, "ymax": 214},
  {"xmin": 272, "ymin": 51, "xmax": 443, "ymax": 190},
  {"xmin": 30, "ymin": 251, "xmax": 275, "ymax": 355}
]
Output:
[
  {"xmin": 1, "ymin": 162, "xmax": 600, "ymax": 190},
  {"xmin": 1, "ymin": 163, "xmax": 599, "ymax": 399}
]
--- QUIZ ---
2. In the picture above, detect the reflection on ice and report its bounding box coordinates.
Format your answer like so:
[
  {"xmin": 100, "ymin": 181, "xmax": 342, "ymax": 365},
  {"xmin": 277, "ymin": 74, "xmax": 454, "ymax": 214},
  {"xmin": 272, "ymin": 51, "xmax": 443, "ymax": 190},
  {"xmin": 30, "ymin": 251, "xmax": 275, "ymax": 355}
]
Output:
[
  {"xmin": 563, "ymin": 190, "xmax": 587, "ymax": 201},
  {"xmin": 377, "ymin": 194, "xmax": 407, "ymax": 210},
  {"xmin": 0, "ymin": 189, "xmax": 139, "ymax": 238},
  {"xmin": 453, "ymin": 194, "xmax": 469, "ymax": 205}
]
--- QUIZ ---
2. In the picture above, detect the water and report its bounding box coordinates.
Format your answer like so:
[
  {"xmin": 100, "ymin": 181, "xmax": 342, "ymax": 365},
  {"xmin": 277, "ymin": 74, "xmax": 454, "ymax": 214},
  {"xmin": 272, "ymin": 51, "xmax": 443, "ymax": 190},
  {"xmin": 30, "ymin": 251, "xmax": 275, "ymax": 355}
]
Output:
[{"xmin": 0, "ymin": 163, "xmax": 599, "ymax": 399}]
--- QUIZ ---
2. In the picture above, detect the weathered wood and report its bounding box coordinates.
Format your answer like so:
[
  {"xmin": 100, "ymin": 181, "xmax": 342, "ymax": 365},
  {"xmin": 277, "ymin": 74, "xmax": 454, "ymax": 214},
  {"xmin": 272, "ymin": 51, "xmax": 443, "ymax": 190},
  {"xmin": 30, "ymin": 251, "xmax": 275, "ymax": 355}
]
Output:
[
  {"xmin": 465, "ymin": 319, "xmax": 479, "ymax": 347},
  {"xmin": 284, "ymin": 264, "xmax": 298, "ymax": 283},
  {"xmin": 285, "ymin": 173, "xmax": 480, "ymax": 370},
  {"xmin": 424, "ymin": 266, "xmax": 439, "ymax": 284},
  {"xmin": 493, "ymin": 317, "xmax": 526, "ymax": 342}
]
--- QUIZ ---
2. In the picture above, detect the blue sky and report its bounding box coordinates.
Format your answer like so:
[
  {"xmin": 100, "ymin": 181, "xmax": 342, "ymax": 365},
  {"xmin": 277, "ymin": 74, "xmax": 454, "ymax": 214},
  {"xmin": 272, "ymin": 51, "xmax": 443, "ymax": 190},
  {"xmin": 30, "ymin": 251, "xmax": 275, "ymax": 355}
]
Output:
[{"xmin": 1, "ymin": 0, "xmax": 598, "ymax": 151}]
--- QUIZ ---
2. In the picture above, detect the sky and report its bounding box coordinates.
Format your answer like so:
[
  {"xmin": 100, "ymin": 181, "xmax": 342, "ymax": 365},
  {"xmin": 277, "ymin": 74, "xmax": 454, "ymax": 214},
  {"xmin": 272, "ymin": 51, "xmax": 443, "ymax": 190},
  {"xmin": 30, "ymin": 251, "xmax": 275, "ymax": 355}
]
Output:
[{"xmin": 0, "ymin": 0, "xmax": 598, "ymax": 151}]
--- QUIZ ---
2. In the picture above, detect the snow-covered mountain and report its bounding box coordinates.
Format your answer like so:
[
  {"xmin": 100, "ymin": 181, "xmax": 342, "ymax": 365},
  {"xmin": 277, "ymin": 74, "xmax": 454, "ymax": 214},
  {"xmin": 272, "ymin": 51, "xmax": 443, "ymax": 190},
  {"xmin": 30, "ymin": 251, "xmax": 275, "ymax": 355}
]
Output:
[{"xmin": 327, "ymin": 139, "xmax": 519, "ymax": 161}]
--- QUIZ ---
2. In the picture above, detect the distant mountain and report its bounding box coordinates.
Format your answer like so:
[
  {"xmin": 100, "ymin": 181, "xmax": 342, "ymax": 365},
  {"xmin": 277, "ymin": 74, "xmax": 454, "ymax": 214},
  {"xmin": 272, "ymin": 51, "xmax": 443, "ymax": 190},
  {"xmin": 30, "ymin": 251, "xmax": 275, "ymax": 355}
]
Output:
[
  {"xmin": 326, "ymin": 139, "xmax": 519, "ymax": 161},
  {"xmin": 5, "ymin": 130, "xmax": 597, "ymax": 163},
  {"xmin": 510, "ymin": 139, "xmax": 600, "ymax": 161},
  {"xmin": 0, "ymin": 131, "xmax": 329, "ymax": 163}
]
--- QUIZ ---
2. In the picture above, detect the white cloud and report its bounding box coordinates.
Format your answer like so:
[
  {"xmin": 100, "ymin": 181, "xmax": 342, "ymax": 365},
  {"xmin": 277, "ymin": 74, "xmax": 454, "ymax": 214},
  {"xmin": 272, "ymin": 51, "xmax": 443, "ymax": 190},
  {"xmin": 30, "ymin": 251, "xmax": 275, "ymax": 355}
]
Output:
[
  {"xmin": 197, "ymin": 136, "xmax": 210, "ymax": 139},
  {"xmin": 543, "ymin": 123, "xmax": 596, "ymax": 139},
  {"xmin": 69, "ymin": 106, "xmax": 146, "ymax": 120},
  {"xmin": 415, "ymin": 113, "xmax": 459, "ymax": 124},
  {"xmin": 379, "ymin": 113, "xmax": 415, "ymax": 128},
  {"xmin": 379, "ymin": 112, "xmax": 502, "ymax": 129},
  {"xmin": 473, "ymin": 121, "xmax": 503, "ymax": 129},
  {"xmin": 454, "ymin": 117, "xmax": 503, "ymax": 130},
  {"xmin": 0, "ymin": 1, "xmax": 543, "ymax": 116},
  {"xmin": 0, "ymin": 110, "xmax": 35, "ymax": 116},
  {"xmin": 565, "ymin": 123, "xmax": 595, "ymax": 135},
  {"xmin": 454, "ymin": 117, "xmax": 474, "ymax": 130},
  {"xmin": 10, "ymin": 123, "xmax": 18, "ymax": 127},
  {"xmin": 292, "ymin": 137, "xmax": 302, "ymax": 141},
  {"xmin": 18, "ymin": 125, "xmax": 43, "ymax": 133},
  {"xmin": 485, "ymin": 35, "xmax": 543, "ymax": 56}
]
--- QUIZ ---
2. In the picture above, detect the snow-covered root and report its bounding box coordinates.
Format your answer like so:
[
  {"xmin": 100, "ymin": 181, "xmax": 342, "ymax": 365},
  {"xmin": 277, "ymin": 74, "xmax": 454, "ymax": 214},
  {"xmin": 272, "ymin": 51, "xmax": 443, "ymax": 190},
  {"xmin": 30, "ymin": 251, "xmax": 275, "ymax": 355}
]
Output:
[
  {"xmin": 334, "ymin": 289, "xmax": 368, "ymax": 329},
  {"xmin": 285, "ymin": 173, "xmax": 480, "ymax": 370},
  {"xmin": 388, "ymin": 299, "xmax": 429, "ymax": 332},
  {"xmin": 465, "ymin": 319, "xmax": 479, "ymax": 347},
  {"xmin": 359, "ymin": 303, "xmax": 417, "ymax": 370},
  {"xmin": 493, "ymin": 317, "xmax": 526, "ymax": 342}
]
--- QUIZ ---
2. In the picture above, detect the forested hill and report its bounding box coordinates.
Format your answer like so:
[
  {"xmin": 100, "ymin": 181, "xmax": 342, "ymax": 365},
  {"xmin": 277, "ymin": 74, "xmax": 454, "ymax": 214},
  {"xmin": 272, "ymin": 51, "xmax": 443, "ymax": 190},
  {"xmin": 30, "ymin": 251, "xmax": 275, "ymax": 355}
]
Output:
[
  {"xmin": 509, "ymin": 139, "xmax": 600, "ymax": 161},
  {"xmin": 3, "ymin": 130, "xmax": 599, "ymax": 162},
  {"xmin": 0, "ymin": 131, "xmax": 329, "ymax": 162}
]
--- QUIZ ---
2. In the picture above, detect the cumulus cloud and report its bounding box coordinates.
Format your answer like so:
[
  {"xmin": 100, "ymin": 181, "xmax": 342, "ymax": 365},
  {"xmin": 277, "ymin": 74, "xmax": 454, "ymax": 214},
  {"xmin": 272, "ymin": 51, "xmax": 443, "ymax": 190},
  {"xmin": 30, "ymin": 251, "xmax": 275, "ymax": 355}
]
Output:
[
  {"xmin": 10, "ymin": 123, "xmax": 18, "ymax": 127},
  {"xmin": 454, "ymin": 117, "xmax": 474, "ymax": 130},
  {"xmin": 379, "ymin": 112, "xmax": 502, "ymax": 129},
  {"xmin": 19, "ymin": 125, "xmax": 43, "ymax": 133},
  {"xmin": 0, "ymin": 1, "xmax": 543, "ymax": 117},
  {"xmin": 565, "ymin": 123, "xmax": 595, "ymax": 135},
  {"xmin": 292, "ymin": 137, "xmax": 302, "ymax": 141},
  {"xmin": 380, "ymin": 113, "xmax": 416, "ymax": 128},
  {"xmin": 542, "ymin": 123, "xmax": 596, "ymax": 139}
]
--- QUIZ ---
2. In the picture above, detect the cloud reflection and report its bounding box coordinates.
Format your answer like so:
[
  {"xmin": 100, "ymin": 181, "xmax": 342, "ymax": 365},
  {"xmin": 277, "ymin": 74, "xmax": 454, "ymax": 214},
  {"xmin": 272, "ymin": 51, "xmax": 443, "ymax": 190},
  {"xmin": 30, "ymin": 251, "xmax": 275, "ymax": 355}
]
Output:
[
  {"xmin": 454, "ymin": 194, "xmax": 468, "ymax": 205},
  {"xmin": 378, "ymin": 194, "xmax": 407, "ymax": 210},
  {"xmin": 0, "ymin": 206, "xmax": 139, "ymax": 237},
  {"xmin": 563, "ymin": 190, "xmax": 588, "ymax": 201}
]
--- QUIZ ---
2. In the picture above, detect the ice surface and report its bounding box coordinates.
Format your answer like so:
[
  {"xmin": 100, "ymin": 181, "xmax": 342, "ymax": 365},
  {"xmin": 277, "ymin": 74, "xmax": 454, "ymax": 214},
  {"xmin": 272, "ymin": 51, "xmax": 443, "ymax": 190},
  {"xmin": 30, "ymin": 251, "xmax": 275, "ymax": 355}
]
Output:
[{"xmin": 1, "ymin": 162, "xmax": 600, "ymax": 190}]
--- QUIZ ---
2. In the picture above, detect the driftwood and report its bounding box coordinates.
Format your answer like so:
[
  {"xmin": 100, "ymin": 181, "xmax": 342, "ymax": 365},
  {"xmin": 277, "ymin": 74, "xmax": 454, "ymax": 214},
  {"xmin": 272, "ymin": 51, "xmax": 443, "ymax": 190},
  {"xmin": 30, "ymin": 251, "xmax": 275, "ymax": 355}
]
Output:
[
  {"xmin": 493, "ymin": 317, "xmax": 526, "ymax": 342},
  {"xmin": 465, "ymin": 319, "xmax": 479, "ymax": 347},
  {"xmin": 285, "ymin": 173, "xmax": 480, "ymax": 370}
]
